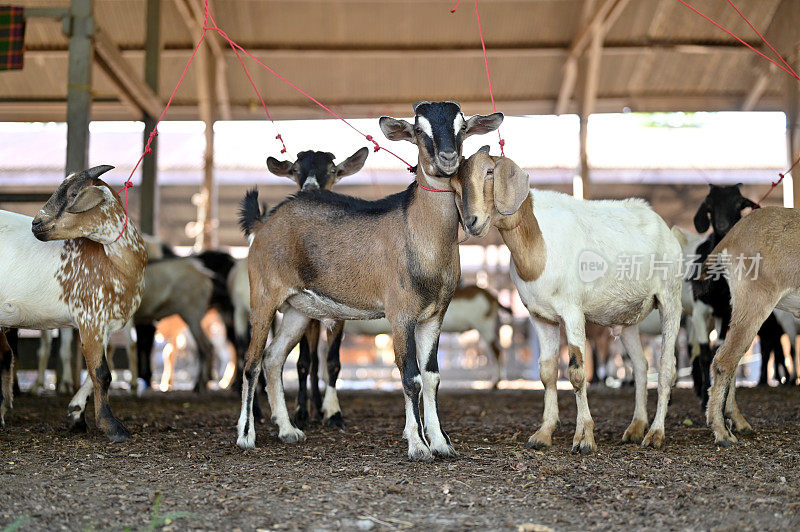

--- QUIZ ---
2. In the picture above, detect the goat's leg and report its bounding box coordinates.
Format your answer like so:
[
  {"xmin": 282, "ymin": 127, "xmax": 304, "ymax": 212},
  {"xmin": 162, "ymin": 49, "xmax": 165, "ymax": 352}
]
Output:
[
  {"xmin": 562, "ymin": 311, "xmax": 595, "ymax": 455},
  {"xmin": 643, "ymin": 293, "xmax": 680, "ymax": 449},
  {"xmin": 186, "ymin": 315, "xmax": 214, "ymax": 393},
  {"xmin": 322, "ymin": 320, "xmax": 345, "ymax": 427},
  {"xmin": 707, "ymin": 290, "xmax": 779, "ymax": 447},
  {"xmin": 308, "ymin": 322, "xmax": 323, "ymax": 419},
  {"xmin": 0, "ymin": 331, "xmax": 14, "ymax": 427},
  {"xmin": 69, "ymin": 333, "xmax": 129, "ymax": 442},
  {"xmin": 121, "ymin": 322, "xmax": 138, "ymax": 394},
  {"xmin": 388, "ymin": 318, "xmax": 430, "ymax": 462},
  {"xmin": 619, "ymin": 326, "xmax": 648, "ymax": 444},
  {"xmin": 263, "ymin": 307, "xmax": 310, "ymax": 444},
  {"xmin": 294, "ymin": 320, "xmax": 318, "ymax": 429},
  {"xmin": 415, "ymin": 315, "xmax": 454, "ymax": 458},
  {"xmin": 135, "ymin": 323, "xmax": 155, "ymax": 391},
  {"xmin": 33, "ymin": 330, "xmax": 52, "ymax": 393},
  {"xmin": 237, "ymin": 300, "xmax": 278, "ymax": 449},
  {"xmin": 525, "ymin": 318, "xmax": 561, "ymax": 450},
  {"xmin": 57, "ymin": 328, "xmax": 75, "ymax": 394}
]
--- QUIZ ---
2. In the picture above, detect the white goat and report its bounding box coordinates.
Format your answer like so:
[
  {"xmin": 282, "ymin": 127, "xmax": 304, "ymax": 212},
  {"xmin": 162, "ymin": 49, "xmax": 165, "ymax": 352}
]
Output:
[
  {"xmin": 703, "ymin": 206, "xmax": 800, "ymax": 446},
  {"xmin": 451, "ymin": 149, "xmax": 682, "ymax": 453},
  {"xmin": 0, "ymin": 166, "xmax": 147, "ymax": 440}
]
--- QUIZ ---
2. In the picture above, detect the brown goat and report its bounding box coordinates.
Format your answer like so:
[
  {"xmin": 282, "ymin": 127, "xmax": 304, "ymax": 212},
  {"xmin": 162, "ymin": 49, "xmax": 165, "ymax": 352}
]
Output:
[
  {"xmin": 703, "ymin": 206, "xmax": 800, "ymax": 446},
  {"xmin": 0, "ymin": 166, "xmax": 147, "ymax": 441},
  {"xmin": 235, "ymin": 101, "xmax": 503, "ymax": 461}
]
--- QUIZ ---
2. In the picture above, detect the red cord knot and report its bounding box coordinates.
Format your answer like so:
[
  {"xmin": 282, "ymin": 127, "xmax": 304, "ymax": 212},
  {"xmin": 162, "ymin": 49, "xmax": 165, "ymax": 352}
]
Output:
[
  {"xmin": 365, "ymin": 135, "xmax": 381, "ymax": 152},
  {"xmin": 450, "ymin": 0, "xmax": 461, "ymax": 12},
  {"xmin": 118, "ymin": 181, "xmax": 133, "ymax": 195}
]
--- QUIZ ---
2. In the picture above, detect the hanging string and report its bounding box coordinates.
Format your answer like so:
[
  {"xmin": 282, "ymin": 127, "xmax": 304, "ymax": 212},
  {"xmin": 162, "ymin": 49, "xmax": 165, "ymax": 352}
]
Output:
[{"xmin": 451, "ymin": 0, "xmax": 506, "ymax": 155}]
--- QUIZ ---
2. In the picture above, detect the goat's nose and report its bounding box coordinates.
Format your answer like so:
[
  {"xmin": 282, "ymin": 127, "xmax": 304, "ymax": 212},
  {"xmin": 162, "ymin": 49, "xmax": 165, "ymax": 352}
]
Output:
[
  {"xmin": 439, "ymin": 150, "xmax": 458, "ymax": 164},
  {"xmin": 465, "ymin": 215, "xmax": 478, "ymax": 229}
]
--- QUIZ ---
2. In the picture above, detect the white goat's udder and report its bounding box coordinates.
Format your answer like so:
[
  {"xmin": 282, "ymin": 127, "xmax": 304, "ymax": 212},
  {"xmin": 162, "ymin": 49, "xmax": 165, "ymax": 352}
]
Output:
[{"xmin": 288, "ymin": 290, "xmax": 384, "ymax": 321}]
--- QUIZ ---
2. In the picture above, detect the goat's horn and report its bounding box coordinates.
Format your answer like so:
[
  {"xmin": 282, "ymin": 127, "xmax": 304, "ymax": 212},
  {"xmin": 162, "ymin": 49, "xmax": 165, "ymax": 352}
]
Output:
[{"xmin": 85, "ymin": 165, "xmax": 115, "ymax": 179}]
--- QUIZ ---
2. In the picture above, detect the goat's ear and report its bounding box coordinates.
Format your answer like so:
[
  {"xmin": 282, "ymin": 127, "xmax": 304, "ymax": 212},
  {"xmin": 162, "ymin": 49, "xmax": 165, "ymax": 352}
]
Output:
[
  {"xmin": 334, "ymin": 147, "xmax": 369, "ymax": 182},
  {"xmin": 266, "ymin": 156, "xmax": 295, "ymax": 181},
  {"xmin": 66, "ymin": 185, "xmax": 106, "ymax": 214},
  {"xmin": 465, "ymin": 112, "xmax": 504, "ymax": 138},
  {"xmin": 693, "ymin": 201, "xmax": 711, "ymax": 233},
  {"xmin": 741, "ymin": 197, "xmax": 760, "ymax": 210},
  {"xmin": 493, "ymin": 158, "xmax": 529, "ymax": 216},
  {"xmin": 379, "ymin": 117, "xmax": 415, "ymax": 143}
]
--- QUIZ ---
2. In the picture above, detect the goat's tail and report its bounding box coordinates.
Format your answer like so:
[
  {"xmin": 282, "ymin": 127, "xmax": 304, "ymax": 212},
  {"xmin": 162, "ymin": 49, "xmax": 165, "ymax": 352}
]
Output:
[{"xmin": 238, "ymin": 188, "xmax": 266, "ymax": 238}]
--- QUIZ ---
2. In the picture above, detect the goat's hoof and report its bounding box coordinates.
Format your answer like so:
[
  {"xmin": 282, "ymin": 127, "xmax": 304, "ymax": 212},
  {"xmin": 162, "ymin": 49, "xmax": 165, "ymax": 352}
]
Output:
[
  {"xmin": 293, "ymin": 408, "xmax": 310, "ymax": 429},
  {"xmin": 237, "ymin": 433, "xmax": 256, "ymax": 450},
  {"xmin": 642, "ymin": 428, "xmax": 665, "ymax": 449},
  {"xmin": 622, "ymin": 419, "xmax": 648, "ymax": 445},
  {"xmin": 324, "ymin": 412, "xmax": 345, "ymax": 428},
  {"xmin": 408, "ymin": 445, "xmax": 434, "ymax": 462},
  {"xmin": 278, "ymin": 427, "xmax": 306, "ymax": 444},
  {"xmin": 67, "ymin": 408, "xmax": 88, "ymax": 433},
  {"xmin": 432, "ymin": 445, "xmax": 458, "ymax": 459},
  {"xmin": 106, "ymin": 423, "xmax": 131, "ymax": 443},
  {"xmin": 714, "ymin": 438, "xmax": 735, "ymax": 448},
  {"xmin": 714, "ymin": 429, "xmax": 738, "ymax": 447},
  {"xmin": 571, "ymin": 442, "xmax": 596, "ymax": 455},
  {"xmin": 732, "ymin": 421, "xmax": 754, "ymax": 435},
  {"xmin": 524, "ymin": 437, "xmax": 550, "ymax": 451}
]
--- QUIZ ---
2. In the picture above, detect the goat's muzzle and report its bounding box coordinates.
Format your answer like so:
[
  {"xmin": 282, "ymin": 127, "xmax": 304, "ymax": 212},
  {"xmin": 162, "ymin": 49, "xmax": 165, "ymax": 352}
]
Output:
[{"xmin": 31, "ymin": 218, "xmax": 53, "ymax": 241}]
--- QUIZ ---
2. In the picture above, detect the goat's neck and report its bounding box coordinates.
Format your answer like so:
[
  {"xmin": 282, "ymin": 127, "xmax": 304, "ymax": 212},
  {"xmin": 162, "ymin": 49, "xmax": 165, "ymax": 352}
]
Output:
[
  {"xmin": 495, "ymin": 197, "xmax": 546, "ymax": 282},
  {"xmin": 408, "ymin": 168, "xmax": 460, "ymax": 248}
]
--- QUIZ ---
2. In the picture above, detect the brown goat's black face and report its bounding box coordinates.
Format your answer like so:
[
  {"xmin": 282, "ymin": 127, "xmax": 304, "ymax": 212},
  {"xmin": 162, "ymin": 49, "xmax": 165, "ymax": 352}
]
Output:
[
  {"xmin": 693, "ymin": 184, "xmax": 759, "ymax": 238},
  {"xmin": 267, "ymin": 148, "xmax": 369, "ymax": 191},
  {"xmin": 379, "ymin": 101, "xmax": 504, "ymax": 178},
  {"xmin": 32, "ymin": 165, "xmax": 116, "ymax": 242}
]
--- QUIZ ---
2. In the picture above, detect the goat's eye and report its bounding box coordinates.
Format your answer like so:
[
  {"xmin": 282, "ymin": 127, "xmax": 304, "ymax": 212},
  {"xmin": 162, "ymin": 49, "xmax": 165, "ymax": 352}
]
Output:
[
  {"xmin": 68, "ymin": 190, "xmax": 78, "ymax": 199},
  {"xmin": 486, "ymin": 169, "xmax": 494, "ymax": 177}
]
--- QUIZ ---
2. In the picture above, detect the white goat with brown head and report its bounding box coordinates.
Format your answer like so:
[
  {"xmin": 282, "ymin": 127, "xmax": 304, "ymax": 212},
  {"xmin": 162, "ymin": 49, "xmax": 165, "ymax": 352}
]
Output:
[
  {"xmin": 0, "ymin": 165, "xmax": 147, "ymax": 440},
  {"xmin": 702, "ymin": 206, "xmax": 800, "ymax": 446},
  {"xmin": 236, "ymin": 101, "xmax": 502, "ymax": 460},
  {"xmin": 450, "ymin": 148, "xmax": 683, "ymax": 453}
]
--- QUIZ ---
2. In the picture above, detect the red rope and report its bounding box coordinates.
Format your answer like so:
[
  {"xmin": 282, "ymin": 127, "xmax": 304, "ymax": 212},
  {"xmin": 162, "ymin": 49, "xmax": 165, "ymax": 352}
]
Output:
[
  {"xmin": 418, "ymin": 182, "xmax": 453, "ymax": 193},
  {"xmin": 676, "ymin": 0, "xmax": 800, "ymax": 81},
  {"xmin": 451, "ymin": 0, "xmax": 506, "ymax": 156},
  {"xmin": 756, "ymin": 155, "xmax": 800, "ymax": 207}
]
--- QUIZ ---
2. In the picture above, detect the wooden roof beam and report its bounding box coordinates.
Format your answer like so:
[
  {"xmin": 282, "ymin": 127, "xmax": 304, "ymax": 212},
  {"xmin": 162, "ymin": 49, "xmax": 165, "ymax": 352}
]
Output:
[
  {"xmin": 92, "ymin": 26, "xmax": 161, "ymax": 119},
  {"xmin": 555, "ymin": 0, "xmax": 630, "ymax": 115}
]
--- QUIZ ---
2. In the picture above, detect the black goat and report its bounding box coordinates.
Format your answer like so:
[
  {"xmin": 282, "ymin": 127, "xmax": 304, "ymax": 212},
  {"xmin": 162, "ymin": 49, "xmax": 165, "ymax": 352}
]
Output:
[{"xmin": 691, "ymin": 184, "xmax": 759, "ymax": 407}]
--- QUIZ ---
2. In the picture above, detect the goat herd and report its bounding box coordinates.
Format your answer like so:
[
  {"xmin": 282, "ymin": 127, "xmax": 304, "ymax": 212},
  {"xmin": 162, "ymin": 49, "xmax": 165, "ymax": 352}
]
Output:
[{"xmin": 0, "ymin": 101, "xmax": 797, "ymax": 462}]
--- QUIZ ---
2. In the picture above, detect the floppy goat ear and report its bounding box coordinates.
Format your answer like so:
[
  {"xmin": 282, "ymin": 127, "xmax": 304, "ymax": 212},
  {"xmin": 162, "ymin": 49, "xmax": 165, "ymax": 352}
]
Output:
[
  {"xmin": 693, "ymin": 201, "xmax": 711, "ymax": 233},
  {"xmin": 66, "ymin": 185, "xmax": 106, "ymax": 214},
  {"xmin": 465, "ymin": 112, "xmax": 504, "ymax": 137},
  {"xmin": 379, "ymin": 117, "xmax": 415, "ymax": 143},
  {"xmin": 266, "ymin": 156, "xmax": 296, "ymax": 182},
  {"xmin": 493, "ymin": 158, "xmax": 530, "ymax": 216},
  {"xmin": 334, "ymin": 147, "xmax": 369, "ymax": 182},
  {"xmin": 740, "ymin": 197, "xmax": 760, "ymax": 210}
]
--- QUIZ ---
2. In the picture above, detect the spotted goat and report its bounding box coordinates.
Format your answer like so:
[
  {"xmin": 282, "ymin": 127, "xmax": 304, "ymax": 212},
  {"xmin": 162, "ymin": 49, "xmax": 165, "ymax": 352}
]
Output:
[
  {"xmin": 0, "ymin": 165, "xmax": 147, "ymax": 440},
  {"xmin": 235, "ymin": 101, "xmax": 502, "ymax": 460}
]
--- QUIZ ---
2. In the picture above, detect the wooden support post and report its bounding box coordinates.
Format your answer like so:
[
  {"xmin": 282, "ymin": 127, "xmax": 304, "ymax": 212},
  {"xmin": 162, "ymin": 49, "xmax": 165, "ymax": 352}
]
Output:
[
  {"xmin": 64, "ymin": 0, "xmax": 93, "ymax": 176},
  {"xmin": 576, "ymin": 26, "xmax": 603, "ymax": 200},
  {"xmin": 140, "ymin": 0, "xmax": 161, "ymax": 236},
  {"xmin": 195, "ymin": 38, "xmax": 218, "ymax": 251},
  {"xmin": 788, "ymin": 54, "xmax": 800, "ymax": 209}
]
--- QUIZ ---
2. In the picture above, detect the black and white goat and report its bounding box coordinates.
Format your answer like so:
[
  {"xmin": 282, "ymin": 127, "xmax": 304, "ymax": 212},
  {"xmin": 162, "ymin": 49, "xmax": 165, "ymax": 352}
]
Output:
[
  {"xmin": 0, "ymin": 166, "xmax": 147, "ymax": 440},
  {"xmin": 691, "ymin": 184, "xmax": 759, "ymax": 407},
  {"xmin": 451, "ymin": 148, "xmax": 682, "ymax": 452},
  {"xmin": 236, "ymin": 101, "xmax": 503, "ymax": 460}
]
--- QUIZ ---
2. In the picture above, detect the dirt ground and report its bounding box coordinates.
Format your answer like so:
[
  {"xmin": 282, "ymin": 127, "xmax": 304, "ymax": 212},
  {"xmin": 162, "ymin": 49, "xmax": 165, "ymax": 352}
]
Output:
[{"xmin": 0, "ymin": 385, "xmax": 798, "ymax": 531}]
